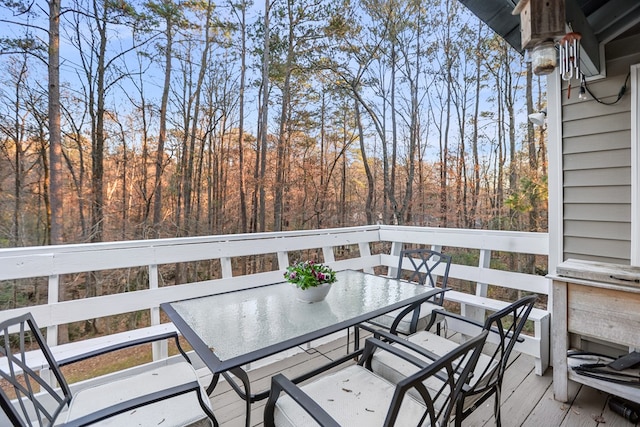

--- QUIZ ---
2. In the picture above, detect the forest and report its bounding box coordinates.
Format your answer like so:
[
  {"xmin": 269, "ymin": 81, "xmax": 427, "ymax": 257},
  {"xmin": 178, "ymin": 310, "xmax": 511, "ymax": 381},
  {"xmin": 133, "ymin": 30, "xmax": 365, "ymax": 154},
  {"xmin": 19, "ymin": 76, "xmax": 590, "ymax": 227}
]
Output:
[{"xmin": 0, "ymin": 0, "xmax": 548, "ymax": 248}]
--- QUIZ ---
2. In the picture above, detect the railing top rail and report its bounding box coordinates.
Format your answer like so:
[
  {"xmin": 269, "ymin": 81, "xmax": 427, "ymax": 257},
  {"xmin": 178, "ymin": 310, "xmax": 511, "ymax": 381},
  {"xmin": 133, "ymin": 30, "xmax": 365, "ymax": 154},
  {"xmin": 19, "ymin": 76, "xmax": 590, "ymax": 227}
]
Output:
[
  {"xmin": 0, "ymin": 225, "xmax": 381, "ymax": 256},
  {"xmin": 379, "ymin": 225, "xmax": 549, "ymax": 255},
  {"xmin": 0, "ymin": 226, "xmax": 549, "ymax": 281}
]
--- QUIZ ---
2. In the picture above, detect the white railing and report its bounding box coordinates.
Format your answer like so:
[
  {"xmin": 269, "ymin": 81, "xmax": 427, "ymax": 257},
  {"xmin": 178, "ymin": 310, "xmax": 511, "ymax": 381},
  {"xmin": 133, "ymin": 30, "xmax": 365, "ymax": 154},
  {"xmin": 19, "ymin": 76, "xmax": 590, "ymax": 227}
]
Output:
[{"xmin": 0, "ymin": 225, "xmax": 550, "ymax": 374}]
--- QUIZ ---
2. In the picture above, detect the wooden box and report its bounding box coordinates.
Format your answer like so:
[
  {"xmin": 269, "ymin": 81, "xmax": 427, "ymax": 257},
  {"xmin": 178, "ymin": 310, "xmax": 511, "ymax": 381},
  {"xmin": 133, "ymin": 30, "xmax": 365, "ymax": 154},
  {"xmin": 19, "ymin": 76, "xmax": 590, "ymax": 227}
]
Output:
[{"xmin": 519, "ymin": 0, "xmax": 566, "ymax": 49}]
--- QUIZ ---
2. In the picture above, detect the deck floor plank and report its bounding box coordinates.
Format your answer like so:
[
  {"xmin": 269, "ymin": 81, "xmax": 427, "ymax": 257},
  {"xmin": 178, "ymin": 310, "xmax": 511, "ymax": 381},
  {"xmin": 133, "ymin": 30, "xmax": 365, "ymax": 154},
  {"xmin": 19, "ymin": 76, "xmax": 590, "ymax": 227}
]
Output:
[
  {"xmin": 559, "ymin": 384, "xmax": 607, "ymax": 427},
  {"xmin": 497, "ymin": 359, "xmax": 553, "ymax": 426},
  {"xmin": 599, "ymin": 395, "xmax": 637, "ymax": 427},
  {"xmin": 522, "ymin": 372, "xmax": 581, "ymax": 427},
  {"xmin": 461, "ymin": 352, "xmax": 535, "ymax": 426}
]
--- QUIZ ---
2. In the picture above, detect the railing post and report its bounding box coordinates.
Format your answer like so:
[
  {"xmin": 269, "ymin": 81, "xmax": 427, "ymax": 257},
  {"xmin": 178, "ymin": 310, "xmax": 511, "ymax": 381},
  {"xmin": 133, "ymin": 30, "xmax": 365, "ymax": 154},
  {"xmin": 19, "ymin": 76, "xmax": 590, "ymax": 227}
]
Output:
[
  {"xmin": 47, "ymin": 274, "xmax": 59, "ymax": 349},
  {"xmin": 149, "ymin": 264, "xmax": 166, "ymax": 361},
  {"xmin": 358, "ymin": 242, "xmax": 373, "ymax": 274},
  {"xmin": 220, "ymin": 257, "xmax": 233, "ymax": 278},
  {"xmin": 43, "ymin": 274, "xmax": 60, "ymax": 385},
  {"xmin": 277, "ymin": 251, "xmax": 289, "ymax": 269},
  {"xmin": 388, "ymin": 241, "xmax": 403, "ymax": 277},
  {"xmin": 430, "ymin": 244, "xmax": 443, "ymax": 284},
  {"xmin": 462, "ymin": 249, "xmax": 491, "ymax": 323},
  {"xmin": 322, "ymin": 247, "xmax": 335, "ymax": 264}
]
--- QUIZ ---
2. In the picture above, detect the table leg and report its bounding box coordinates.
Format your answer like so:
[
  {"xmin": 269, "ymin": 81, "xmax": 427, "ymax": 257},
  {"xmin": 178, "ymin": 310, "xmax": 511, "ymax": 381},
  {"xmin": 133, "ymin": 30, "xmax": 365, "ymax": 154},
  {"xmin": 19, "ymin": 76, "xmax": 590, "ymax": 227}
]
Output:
[
  {"xmin": 222, "ymin": 367, "xmax": 252, "ymax": 427},
  {"xmin": 206, "ymin": 373, "xmax": 220, "ymax": 396}
]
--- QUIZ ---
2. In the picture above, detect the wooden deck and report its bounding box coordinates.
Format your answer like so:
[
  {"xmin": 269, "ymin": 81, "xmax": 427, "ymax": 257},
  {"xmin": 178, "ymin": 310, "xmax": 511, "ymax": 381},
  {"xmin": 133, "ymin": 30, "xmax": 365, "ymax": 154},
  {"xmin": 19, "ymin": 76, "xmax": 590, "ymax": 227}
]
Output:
[{"xmin": 202, "ymin": 333, "xmax": 636, "ymax": 427}]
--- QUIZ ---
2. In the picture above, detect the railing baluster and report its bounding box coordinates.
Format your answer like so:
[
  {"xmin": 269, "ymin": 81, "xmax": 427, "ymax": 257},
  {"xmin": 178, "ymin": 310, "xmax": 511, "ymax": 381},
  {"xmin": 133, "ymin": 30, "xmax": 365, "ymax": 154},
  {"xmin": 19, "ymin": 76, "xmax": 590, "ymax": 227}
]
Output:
[
  {"xmin": 463, "ymin": 249, "xmax": 491, "ymax": 323},
  {"xmin": 388, "ymin": 241, "xmax": 403, "ymax": 278},
  {"xmin": 358, "ymin": 242, "xmax": 373, "ymax": 274},
  {"xmin": 221, "ymin": 257, "xmax": 233, "ymax": 278},
  {"xmin": 322, "ymin": 247, "xmax": 335, "ymax": 264},
  {"xmin": 149, "ymin": 264, "xmax": 166, "ymax": 361},
  {"xmin": 277, "ymin": 251, "xmax": 289, "ymax": 269}
]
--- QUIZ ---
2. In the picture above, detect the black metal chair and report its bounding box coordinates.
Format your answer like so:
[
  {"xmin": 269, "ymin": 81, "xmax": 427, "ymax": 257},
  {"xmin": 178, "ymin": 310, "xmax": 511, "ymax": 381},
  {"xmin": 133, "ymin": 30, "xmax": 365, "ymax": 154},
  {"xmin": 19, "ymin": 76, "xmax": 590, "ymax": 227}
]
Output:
[
  {"xmin": 0, "ymin": 312, "xmax": 217, "ymax": 427},
  {"xmin": 369, "ymin": 294, "xmax": 537, "ymax": 427},
  {"xmin": 263, "ymin": 330, "xmax": 489, "ymax": 427},
  {"xmin": 370, "ymin": 248, "xmax": 452, "ymax": 335}
]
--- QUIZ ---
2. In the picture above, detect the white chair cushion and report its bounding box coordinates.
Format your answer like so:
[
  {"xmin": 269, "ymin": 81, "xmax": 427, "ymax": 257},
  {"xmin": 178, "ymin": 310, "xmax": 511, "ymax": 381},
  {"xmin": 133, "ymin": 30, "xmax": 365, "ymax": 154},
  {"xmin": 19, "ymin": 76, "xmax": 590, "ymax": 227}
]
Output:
[
  {"xmin": 274, "ymin": 365, "xmax": 431, "ymax": 427},
  {"xmin": 369, "ymin": 301, "xmax": 443, "ymax": 335},
  {"xmin": 64, "ymin": 361, "xmax": 212, "ymax": 427},
  {"xmin": 370, "ymin": 331, "xmax": 498, "ymax": 412}
]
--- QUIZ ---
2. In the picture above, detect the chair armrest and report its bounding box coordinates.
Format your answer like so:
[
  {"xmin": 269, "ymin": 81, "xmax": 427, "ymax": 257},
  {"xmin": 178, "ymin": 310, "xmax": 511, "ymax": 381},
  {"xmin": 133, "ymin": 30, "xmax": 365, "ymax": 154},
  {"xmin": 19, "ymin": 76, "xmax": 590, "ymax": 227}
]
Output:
[
  {"xmin": 360, "ymin": 336, "xmax": 459, "ymax": 386},
  {"xmin": 264, "ymin": 374, "xmax": 341, "ymax": 427},
  {"xmin": 432, "ymin": 309, "xmax": 484, "ymax": 328},
  {"xmin": 59, "ymin": 380, "xmax": 213, "ymax": 427},
  {"xmin": 436, "ymin": 309, "xmax": 525, "ymax": 343},
  {"xmin": 57, "ymin": 331, "xmax": 190, "ymax": 367},
  {"xmin": 359, "ymin": 325, "xmax": 441, "ymax": 362},
  {"xmin": 361, "ymin": 334, "xmax": 440, "ymax": 366}
]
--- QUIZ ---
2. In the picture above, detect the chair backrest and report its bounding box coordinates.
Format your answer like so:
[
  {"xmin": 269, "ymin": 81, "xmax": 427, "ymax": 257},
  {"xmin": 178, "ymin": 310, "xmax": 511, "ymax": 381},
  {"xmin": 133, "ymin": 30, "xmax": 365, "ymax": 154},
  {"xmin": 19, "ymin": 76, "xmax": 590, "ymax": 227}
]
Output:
[
  {"xmin": 0, "ymin": 313, "xmax": 71, "ymax": 427},
  {"xmin": 397, "ymin": 249, "xmax": 452, "ymax": 304},
  {"xmin": 469, "ymin": 294, "xmax": 538, "ymax": 395},
  {"xmin": 385, "ymin": 330, "xmax": 489, "ymax": 427}
]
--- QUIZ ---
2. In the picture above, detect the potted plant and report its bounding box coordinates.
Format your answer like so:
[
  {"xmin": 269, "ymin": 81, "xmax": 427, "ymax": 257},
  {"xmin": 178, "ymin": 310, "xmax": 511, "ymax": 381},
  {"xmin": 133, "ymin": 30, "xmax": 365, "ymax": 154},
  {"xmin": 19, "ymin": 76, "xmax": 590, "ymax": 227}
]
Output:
[{"xmin": 285, "ymin": 260, "xmax": 337, "ymax": 303}]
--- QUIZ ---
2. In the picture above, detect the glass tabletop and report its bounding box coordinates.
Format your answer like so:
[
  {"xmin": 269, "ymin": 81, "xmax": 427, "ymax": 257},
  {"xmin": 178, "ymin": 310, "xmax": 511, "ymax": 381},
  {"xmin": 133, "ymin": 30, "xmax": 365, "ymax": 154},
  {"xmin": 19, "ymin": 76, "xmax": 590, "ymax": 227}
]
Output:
[{"xmin": 165, "ymin": 270, "xmax": 435, "ymax": 370}]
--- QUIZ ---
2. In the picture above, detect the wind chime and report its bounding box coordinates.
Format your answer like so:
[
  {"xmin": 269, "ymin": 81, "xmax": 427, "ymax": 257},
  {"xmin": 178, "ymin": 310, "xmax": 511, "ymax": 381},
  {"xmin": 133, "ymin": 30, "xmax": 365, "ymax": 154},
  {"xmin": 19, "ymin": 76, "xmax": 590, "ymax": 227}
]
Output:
[{"xmin": 559, "ymin": 30, "xmax": 585, "ymax": 99}]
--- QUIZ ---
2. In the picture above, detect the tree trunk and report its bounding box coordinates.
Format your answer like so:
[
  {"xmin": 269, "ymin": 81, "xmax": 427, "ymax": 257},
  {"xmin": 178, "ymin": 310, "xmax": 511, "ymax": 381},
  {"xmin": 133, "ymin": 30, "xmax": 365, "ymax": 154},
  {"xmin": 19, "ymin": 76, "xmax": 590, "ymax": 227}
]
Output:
[
  {"xmin": 257, "ymin": 0, "xmax": 270, "ymax": 233},
  {"xmin": 153, "ymin": 7, "xmax": 174, "ymax": 238},
  {"xmin": 355, "ymin": 100, "xmax": 374, "ymax": 224},
  {"xmin": 49, "ymin": 0, "xmax": 68, "ymax": 343}
]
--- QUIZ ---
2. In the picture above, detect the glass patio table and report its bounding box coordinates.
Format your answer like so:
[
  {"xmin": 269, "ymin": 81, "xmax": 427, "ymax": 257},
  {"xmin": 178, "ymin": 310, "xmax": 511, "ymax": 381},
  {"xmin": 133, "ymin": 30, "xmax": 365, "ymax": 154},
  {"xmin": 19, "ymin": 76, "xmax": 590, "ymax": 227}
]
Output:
[{"xmin": 161, "ymin": 269, "xmax": 444, "ymax": 427}]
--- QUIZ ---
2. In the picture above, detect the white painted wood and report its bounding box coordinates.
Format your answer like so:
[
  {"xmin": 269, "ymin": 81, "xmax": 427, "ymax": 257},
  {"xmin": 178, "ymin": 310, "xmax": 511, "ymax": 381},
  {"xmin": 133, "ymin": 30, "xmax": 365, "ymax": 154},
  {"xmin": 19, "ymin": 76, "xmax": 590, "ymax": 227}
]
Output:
[
  {"xmin": 276, "ymin": 251, "xmax": 289, "ymax": 269},
  {"xmin": 387, "ymin": 241, "xmax": 402, "ymax": 278},
  {"xmin": 47, "ymin": 274, "xmax": 59, "ymax": 348},
  {"xmin": 0, "ymin": 226, "xmax": 552, "ymax": 379},
  {"xmin": 445, "ymin": 289, "xmax": 550, "ymax": 375},
  {"xmin": 631, "ymin": 64, "xmax": 640, "ymax": 265},
  {"xmin": 220, "ymin": 257, "xmax": 233, "ymax": 278},
  {"xmin": 358, "ymin": 242, "xmax": 373, "ymax": 274},
  {"xmin": 464, "ymin": 249, "xmax": 491, "ymax": 322},
  {"xmin": 548, "ymin": 68, "xmax": 563, "ymax": 275},
  {"xmin": 378, "ymin": 226, "xmax": 548, "ymax": 254},
  {"xmin": 0, "ymin": 323, "xmax": 180, "ymax": 375},
  {"xmin": 148, "ymin": 264, "xmax": 165, "ymax": 360},
  {"xmin": 380, "ymin": 255, "xmax": 549, "ymax": 294},
  {"xmin": 322, "ymin": 246, "xmax": 335, "ymax": 263}
]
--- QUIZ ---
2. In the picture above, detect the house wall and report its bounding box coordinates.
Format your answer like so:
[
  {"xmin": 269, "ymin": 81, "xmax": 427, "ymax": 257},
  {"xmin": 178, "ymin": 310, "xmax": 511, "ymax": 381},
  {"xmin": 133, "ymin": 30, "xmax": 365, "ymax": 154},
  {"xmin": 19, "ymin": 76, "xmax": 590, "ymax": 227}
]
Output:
[{"xmin": 561, "ymin": 31, "xmax": 640, "ymax": 264}]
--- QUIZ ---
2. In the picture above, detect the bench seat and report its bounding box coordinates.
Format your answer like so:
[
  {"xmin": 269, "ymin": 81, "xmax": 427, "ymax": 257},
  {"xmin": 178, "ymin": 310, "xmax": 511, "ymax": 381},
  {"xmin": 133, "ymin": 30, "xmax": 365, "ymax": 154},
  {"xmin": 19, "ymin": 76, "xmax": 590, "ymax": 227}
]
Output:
[
  {"xmin": 443, "ymin": 290, "xmax": 549, "ymax": 374},
  {"xmin": 0, "ymin": 323, "xmax": 178, "ymax": 375}
]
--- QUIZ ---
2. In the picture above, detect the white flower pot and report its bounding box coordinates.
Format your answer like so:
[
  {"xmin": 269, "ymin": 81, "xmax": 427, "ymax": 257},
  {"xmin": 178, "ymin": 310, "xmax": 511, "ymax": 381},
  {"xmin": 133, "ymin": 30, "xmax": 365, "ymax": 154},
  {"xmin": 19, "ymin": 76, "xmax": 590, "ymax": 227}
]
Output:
[{"xmin": 293, "ymin": 282, "xmax": 332, "ymax": 303}]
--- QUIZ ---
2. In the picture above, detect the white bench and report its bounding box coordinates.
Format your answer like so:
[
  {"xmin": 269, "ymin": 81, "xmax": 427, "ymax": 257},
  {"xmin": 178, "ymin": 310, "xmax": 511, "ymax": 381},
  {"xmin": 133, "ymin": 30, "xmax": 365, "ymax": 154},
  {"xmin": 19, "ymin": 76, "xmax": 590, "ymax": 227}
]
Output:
[
  {"xmin": 1, "ymin": 323, "xmax": 180, "ymax": 377},
  {"xmin": 444, "ymin": 290, "xmax": 550, "ymax": 375}
]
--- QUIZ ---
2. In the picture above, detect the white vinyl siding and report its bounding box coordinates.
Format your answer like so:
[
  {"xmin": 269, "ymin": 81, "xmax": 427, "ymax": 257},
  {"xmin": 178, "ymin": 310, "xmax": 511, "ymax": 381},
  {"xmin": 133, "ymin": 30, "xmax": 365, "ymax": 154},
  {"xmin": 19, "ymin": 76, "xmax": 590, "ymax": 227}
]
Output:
[
  {"xmin": 560, "ymin": 33, "xmax": 637, "ymax": 264},
  {"xmin": 632, "ymin": 65, "xmax": 640, "ymax": 265}
]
